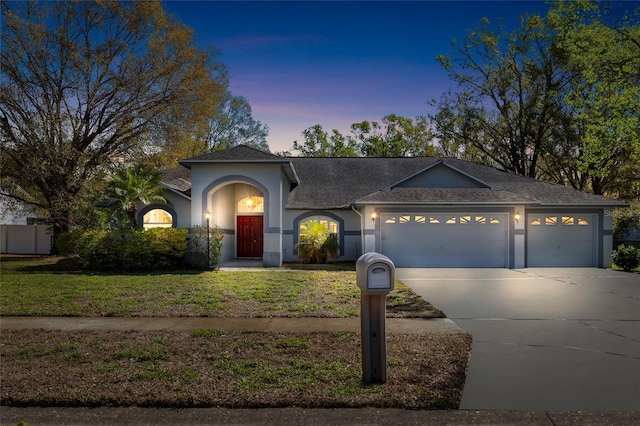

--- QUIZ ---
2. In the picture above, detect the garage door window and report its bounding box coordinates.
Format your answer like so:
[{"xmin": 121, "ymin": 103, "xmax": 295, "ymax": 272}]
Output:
[
  {"xmin": 530, "ymin": 215, "xmax": 591, "ymax": 227},
  {"xmin": 384, "ymin": 214, "xmax": 503, "ymax": 226}
]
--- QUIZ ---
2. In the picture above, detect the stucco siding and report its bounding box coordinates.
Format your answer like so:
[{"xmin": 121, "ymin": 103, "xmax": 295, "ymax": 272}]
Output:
[
  {"xmin": 164, "ymin": 192, "xmax": 191, "ymax": 229},
  {"xmin": 282, "ymin": 209, "xmax": 362, "ymax": 262}
]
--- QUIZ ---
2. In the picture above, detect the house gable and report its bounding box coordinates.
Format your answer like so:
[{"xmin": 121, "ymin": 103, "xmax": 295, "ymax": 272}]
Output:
[{"xmin": 388, "ymin": 161, "xmax": 491, "ymax": 190}]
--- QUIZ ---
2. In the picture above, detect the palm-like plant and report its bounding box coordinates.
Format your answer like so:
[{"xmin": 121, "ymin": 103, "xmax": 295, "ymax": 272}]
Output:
[
  {"xmin": 105, "ymin": 164, "xmax": 166, "ymax": 228},
  {"xmin": 295, "ymin": 220, "xmax": 339, "ymax": 264}
]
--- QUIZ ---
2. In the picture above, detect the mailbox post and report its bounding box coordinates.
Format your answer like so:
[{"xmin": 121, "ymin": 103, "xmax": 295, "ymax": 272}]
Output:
[{"xmin": 356, "ymin": 252, "xmax": 395, "ymax": 385}]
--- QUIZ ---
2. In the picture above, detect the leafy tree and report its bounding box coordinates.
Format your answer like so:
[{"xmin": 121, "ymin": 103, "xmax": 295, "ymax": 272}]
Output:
[
  {"xmin": 103, "ymin": 165, "xmax": 166, "ymax": 228},
  {"xmin": 145, "ymin": 55, "xmax": 229, "ymax": 169},
  {"xmin": 0, "ymin": 1, "xmax": 225, "ymax": 234},
  {"xmin": 613, "ymin": 203, "xmax": 640, "ymax": 241},
  {"xmin": 293, "ymin": 115, "xmax": 438, "ymax": 158},
  {"xmin": 431, "ymin": 0, "xmax": 639, "ymax": 197},
  {"xmin": 292, "ymin": 124, "xmax": 358, "ymax": 157},
  {"xmin": 547, "ymin": 0, "xmax": 640, "ymax": 197},
  {"xmin": 353, "ymin": 114, "xmax": 439, "ymax": 157},
  {"xmin": 206, "ymin": 92, "xmax": 270, "ymax": 153},
  {"xmin": 428, "ymin": 92, "xmax": 487, "ymax": 162},
  {"xmin": 433, "ymin": 14, "xmax": 569, "ymax": 178}
]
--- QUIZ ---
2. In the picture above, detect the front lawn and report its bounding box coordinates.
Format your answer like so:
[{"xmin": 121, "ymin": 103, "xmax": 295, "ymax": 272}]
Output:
[
  {"xmin": 1, "ymin": 328, "xmax": 470, "ymax": 409},
  {"xmin": 0, "ymin": 255, "xmax": 443, "ymax": 318},
  {"xmin": 0, "ymin": 255, "xmax": 469, "ymax": 409}
]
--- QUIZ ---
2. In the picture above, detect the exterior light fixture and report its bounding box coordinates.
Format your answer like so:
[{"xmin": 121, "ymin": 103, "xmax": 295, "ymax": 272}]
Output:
[
  {"xmin": 247, "ymin": 186, "xmax": 254, "ymax": 209},
  {"xmin": 371, "ymin": 212, "xmax": 377, "ymax": 222},
  {"xmin": 514, "ymin": 211, "xmax": 521, "ymax": 223}
]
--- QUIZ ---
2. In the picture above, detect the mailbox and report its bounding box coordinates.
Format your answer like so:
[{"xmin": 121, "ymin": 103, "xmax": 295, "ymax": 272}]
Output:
[
  {"xmin": 356, "ymin": 252, "xmax": 395, "ymax": 293},
  {"xmin": 356, "ymin": 252, "xmax": 395, "ymax": 385}
]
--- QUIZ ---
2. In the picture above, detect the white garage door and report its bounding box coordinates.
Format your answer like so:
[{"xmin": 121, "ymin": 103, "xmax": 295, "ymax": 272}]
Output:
[
  {"xmin": 527, "ymin": 214, "xmax": 596, "ymax": 267},
  {"xmin": 381, "ymin": 213, "xmax": 509, "ymax": 267}
]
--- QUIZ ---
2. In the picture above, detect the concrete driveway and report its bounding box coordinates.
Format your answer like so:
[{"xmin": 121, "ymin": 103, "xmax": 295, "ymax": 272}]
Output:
[{"xmin": 396, "ymin": 268, "xmax": 640, "ymax": 411}]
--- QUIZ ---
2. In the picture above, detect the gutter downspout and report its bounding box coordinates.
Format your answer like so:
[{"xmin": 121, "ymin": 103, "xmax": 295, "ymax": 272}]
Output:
[{"xmin": 351, "ymin": 204, "xmax": 364, "ymax": 256}]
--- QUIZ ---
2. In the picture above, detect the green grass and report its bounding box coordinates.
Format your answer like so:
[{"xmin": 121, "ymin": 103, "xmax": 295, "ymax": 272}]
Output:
[
  {"xmin": 0, "ymin": 255, "xmax": 442, "ymax": 318},
  {"xmin": 0, "ymin": 255, "xmax": 469, "ymax": 409},
  {"xmin": 1, "ymin": 328, "xmax": 472, "ymax": 409}
]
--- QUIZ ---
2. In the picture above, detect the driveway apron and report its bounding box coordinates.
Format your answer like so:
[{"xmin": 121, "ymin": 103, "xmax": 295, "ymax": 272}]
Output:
[{"xmin": 396, "ymin": 268, "xmax": 640, "ymax": 411}]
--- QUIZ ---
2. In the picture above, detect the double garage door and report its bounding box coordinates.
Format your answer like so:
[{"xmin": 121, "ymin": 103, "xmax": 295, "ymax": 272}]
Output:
[
  {"xmin": 381, "ymin": 212, "xmax": 597, "ymax": 268},
  {"xmin": 381, "ymin": 213, "xmax": 509, "ymax": 268}
]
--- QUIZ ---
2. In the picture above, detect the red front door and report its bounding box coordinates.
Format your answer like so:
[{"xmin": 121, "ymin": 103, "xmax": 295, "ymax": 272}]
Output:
[{"xmin": 237, "ymin": 216, "xmax": 263, "ymax": 257}]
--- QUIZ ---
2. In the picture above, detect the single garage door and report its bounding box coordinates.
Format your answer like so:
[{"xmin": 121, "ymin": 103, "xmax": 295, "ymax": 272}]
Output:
[
  {"xmin": 381, "ymin": 213, "xmax": 508, "ymax": 267},
  {"xmin": 527, "ymin": 214, "xmax": 596, "ymax": 267}
]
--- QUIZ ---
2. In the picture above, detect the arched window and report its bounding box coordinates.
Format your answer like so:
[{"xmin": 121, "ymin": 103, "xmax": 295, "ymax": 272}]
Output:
[
  {"xmin": 143, "ymin": 209, "xmax": 173, "ymax": 229},
  {"xmin": 293, "ymin": 212, "xmax": 345, "ymax": 257},
  {"xmin": 299, "ymin": 215, "xmax": 339, "ymax": 237}
]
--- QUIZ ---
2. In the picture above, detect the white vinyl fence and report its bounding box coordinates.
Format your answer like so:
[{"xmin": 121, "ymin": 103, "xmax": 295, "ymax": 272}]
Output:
[{"xmin": 0, "ymin": 225, "xmax": 52, "ymax": 254}]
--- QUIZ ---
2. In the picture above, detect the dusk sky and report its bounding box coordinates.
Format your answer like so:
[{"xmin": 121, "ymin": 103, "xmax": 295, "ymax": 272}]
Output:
[{"xmin": 164, "ymin": 1, "xmax": 552, "ymax": 153}]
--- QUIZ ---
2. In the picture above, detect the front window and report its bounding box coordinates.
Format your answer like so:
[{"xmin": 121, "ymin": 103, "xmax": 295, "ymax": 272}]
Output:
[
  {"xmin": 143, "ymin": 209, "xmax": 172, "ymax": 229},
  {"xmin": 297, "ymin": 215, "xmax": 340, "ymax": 262}
]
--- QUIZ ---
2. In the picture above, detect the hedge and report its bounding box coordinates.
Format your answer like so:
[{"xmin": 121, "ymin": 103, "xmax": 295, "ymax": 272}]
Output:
[{"xmin": 57, "ymin": 228, "xmax": 188, "ymax": 271}]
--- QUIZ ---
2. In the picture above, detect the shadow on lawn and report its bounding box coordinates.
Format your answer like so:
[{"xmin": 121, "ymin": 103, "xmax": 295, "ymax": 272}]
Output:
[
  {"xmin": 0, "ymin": 255, "xmax": 206, "ymax": 276},
  {"xmin": 282, "ymin": 262, "xmax": 356, "ymax": 271},
  {"xmin": 2, "ymin": 255, "xmax": 357, "ymax": 275}
]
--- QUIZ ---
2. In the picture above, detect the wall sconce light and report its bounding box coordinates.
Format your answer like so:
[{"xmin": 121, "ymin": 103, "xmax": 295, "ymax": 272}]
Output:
[
  {"xmin": 371, "ymin": 212, "xmax": 377, "ymax": 222},
  {"xmin": 514, "ymin": 211, "xmax": 520, "ymax": 223}
]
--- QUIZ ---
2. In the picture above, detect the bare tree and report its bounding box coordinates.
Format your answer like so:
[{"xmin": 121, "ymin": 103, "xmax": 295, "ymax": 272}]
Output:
[{"xmin": 0, "ymin": 1, "xmax": 225, "ymax": 232}]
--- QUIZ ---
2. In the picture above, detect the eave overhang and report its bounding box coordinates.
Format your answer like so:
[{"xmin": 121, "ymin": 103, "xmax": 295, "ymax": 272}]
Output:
[
  {"xmin": 160, "ymin": 182, "xmax": 191, "ymax": 200},
  {"xmin": 178, "ymin": 159, "xmax": 300, "ymax": 186}
]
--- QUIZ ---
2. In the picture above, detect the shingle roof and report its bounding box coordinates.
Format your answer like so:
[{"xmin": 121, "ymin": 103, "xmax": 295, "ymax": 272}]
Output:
[
  {"xmin": 160, "ymin": 166, "xmax": 191, "ymax": 197},
  {"xmin": 285, "ymin": 157, "xmax": 624, "ymax": 209},
  {"xmin": 180, "ymin": 145, "xmax": 282, "ymax": 162},
  {"xmin": 357, "ymin": 187, "xmax": 530, "ymax": 204},
  {"xmin": 164, "ymin": 146, "xmax": 625, "ymax": 209}
]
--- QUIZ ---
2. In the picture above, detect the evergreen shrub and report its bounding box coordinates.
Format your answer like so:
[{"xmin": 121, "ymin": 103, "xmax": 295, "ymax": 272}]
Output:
[
  {"xmin": 59, "ymin": 228, "xmax": 188, "ymax": 271},
  {"xmin": 613, "ymin": 244, "xmax": 640, "ymax": 272}
]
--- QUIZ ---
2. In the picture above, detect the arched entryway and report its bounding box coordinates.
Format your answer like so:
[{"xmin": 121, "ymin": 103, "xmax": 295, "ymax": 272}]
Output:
[{"xmin": 205, "ymin": 179, "xmax": 266, "ymax": 261}]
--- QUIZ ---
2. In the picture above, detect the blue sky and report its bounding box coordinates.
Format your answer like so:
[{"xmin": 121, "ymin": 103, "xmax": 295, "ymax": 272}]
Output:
[{"xmin": 164, "ymin": 1, "xmax": 551, "ymax": 153}]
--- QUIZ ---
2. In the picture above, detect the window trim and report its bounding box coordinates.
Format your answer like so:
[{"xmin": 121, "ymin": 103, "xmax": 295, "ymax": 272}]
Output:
[
  {"xmin": 137, "ymin": 204, "xmax": 177, "ymax": 228},
  {"xmin": 292, "ymin": 211, "xmax": 345, "ymax": 257}
]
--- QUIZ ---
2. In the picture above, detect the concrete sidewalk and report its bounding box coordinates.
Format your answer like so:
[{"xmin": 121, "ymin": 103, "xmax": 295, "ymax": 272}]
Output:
[
  {"xmin": 0, "ymin": 316, "xmax": 463, "ymax": 334},
  {"xmin": 2, "ymin": 406, "xmax": 640, "ymax": 425}
]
